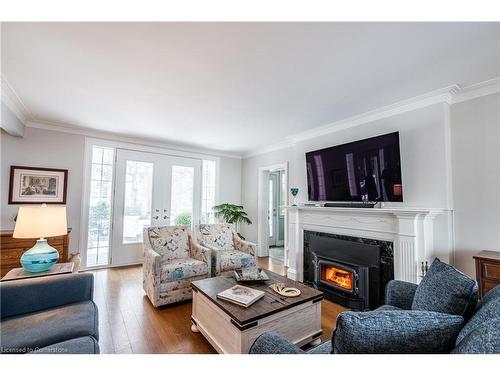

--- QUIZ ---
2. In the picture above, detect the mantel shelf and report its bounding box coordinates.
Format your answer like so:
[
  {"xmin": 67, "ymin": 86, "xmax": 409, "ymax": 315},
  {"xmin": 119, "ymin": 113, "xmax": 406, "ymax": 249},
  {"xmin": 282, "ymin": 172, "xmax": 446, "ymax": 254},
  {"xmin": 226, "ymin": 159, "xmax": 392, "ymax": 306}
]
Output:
[{"xmin": 285, "ymin": 205, "xmax": 448, "ymax": 216}]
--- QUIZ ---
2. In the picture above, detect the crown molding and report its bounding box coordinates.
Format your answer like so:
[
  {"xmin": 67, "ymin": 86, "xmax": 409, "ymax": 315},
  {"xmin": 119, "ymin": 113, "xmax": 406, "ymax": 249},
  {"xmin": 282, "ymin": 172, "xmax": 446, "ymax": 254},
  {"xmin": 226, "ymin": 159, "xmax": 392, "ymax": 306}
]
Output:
[
  {"xmin": 243, "ymin": 139, "xmax": 296, "ymax": 158},
  {"xmin": 0, "ymin": 75, "xmax": 33, "ymax": 124},
  {"xmin": 244, "ymin": 77, "xmax": 500, "ymax": 159},
  {"xmin": 450, "ymin": 77, "xmax": 500, "ymax": 104},
  {"xmin": 25, "ymin": 120, "xmax": 242, "ymax": 159}
]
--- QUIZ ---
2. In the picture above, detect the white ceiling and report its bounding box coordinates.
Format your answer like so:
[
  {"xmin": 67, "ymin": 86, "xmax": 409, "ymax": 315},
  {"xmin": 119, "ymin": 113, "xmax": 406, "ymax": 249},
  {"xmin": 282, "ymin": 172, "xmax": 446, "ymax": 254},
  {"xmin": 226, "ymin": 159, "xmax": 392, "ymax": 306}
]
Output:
[{"xmin": 2, "ymin": 22, "xmax": 499, "ymax": 155}]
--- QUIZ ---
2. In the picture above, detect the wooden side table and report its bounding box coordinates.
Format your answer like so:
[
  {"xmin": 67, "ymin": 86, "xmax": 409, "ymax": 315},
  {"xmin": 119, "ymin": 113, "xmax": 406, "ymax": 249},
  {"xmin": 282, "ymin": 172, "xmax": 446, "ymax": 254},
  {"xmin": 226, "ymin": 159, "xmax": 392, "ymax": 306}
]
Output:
[
  {"xmin": 473, "ymin": 251, "xmax": 500, "ymax": 298},
  {"xmin": 1, "ymin": 262, "xmax": 74, "ymax": 282}
]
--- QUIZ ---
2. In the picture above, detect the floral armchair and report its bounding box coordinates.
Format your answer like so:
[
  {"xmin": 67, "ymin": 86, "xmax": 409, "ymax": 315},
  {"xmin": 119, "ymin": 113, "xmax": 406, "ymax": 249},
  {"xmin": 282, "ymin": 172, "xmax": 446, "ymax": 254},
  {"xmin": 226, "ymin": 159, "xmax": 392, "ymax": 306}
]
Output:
[
  {"xmin": 195, "ymin": 224, "xmax": 257, "ymax": 277},
  {"xmin": 142, "ymin": 225, "xmax": 211, "ymax": 307}
]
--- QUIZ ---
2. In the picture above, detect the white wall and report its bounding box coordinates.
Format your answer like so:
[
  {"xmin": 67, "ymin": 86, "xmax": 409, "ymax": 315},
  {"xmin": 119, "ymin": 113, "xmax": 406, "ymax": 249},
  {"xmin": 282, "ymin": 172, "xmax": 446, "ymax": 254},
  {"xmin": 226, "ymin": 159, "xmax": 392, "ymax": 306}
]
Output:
[
  {"xmin": 1, "ymin": 126, "xmax": 242, "ymax": 254},
  {"xmin": 1, "ymin": 127, "xmax": 85, "ymax": 252},
  {"xmin": 451, "ymin": 93, "xmax": 500, "ymax": 276}
]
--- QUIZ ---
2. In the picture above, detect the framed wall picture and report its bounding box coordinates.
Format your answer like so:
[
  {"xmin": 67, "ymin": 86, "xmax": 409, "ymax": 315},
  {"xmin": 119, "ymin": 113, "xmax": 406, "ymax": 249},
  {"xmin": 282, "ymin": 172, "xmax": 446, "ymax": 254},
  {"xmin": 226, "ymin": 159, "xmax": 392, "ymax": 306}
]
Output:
[{"xmin": 9, "ymin": 166, "xmax": 68, "ymax": 204}]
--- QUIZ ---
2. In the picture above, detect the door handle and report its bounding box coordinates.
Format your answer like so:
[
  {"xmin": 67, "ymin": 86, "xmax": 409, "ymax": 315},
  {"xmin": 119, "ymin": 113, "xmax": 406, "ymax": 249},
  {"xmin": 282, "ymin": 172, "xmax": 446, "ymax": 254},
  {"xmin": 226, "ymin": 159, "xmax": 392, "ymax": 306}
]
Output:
[
  {"xmin": 154, "ymin": 216, "xmax": 159, "ymax": 220},
  {"xmin": 163, "ymin": 215, "xmax": 170, "ymax": 219}
]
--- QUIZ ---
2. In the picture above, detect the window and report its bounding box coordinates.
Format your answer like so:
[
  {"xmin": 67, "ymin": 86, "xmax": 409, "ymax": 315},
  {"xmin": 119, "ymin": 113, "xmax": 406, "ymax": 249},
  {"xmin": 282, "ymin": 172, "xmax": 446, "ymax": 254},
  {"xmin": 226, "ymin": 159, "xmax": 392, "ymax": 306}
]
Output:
[
  {"xmin": 201, "ymin": 160, "xmax": 216, "ymax": 224},
  {"xmin": 86, "ymin": 146, "xmax": 114, "ymax": 267}
]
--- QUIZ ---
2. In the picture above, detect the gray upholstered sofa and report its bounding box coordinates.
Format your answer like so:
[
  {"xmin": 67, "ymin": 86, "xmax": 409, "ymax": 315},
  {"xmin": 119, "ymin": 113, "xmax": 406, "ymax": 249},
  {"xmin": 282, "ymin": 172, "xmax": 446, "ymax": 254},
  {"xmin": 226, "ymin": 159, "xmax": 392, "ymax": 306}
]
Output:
[
  {"xmin": 0, "ymin": 273, "xmax": 99, "ymax": 354},
  {"xmin": 250, "ymin": 259, "xmax": 500, "ymax": 354}
]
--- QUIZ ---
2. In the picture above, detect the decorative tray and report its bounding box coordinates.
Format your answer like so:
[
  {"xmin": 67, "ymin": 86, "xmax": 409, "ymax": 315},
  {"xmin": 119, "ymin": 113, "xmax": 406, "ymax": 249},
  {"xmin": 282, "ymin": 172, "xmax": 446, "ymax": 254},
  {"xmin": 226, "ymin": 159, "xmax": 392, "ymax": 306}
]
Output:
[{"xmin": 234, "ymin": 268, "xmax": 270, "ymax": 283}]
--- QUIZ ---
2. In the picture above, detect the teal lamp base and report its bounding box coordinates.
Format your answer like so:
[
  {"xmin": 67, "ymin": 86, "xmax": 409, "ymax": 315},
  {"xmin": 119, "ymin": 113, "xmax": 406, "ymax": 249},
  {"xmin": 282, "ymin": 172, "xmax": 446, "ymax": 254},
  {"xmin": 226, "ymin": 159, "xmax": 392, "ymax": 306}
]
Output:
[{"xmin": 20, "ymin": 239, "xmax": 60, "ymax": 273}]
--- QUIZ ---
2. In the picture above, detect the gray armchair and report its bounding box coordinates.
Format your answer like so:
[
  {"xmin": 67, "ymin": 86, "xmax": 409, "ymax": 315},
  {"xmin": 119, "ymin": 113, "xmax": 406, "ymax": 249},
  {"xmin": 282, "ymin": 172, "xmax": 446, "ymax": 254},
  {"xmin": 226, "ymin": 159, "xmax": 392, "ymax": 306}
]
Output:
[
  {"xmin": 0, "ymin": 273, "xmax": 99, "ymax": 354},
  {"xmin": 143, "ymin": 225, "xmax": 211, "ymax": 307},
  {"xmin": 195, "ymin": 223, "xmax": 257, "ymax": 276},
  {"xmin": 250, "ymin": 283, "xmax": 500, "ymax": 354}
]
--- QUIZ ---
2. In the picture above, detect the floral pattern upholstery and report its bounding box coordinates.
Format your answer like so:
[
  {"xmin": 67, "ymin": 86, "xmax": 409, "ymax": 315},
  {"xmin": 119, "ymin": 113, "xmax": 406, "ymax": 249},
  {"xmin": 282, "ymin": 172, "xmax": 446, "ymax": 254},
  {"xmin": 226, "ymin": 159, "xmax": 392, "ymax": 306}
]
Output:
[
  {"xmin": 195, "ymin": 224, "xmax": 258, "ymax": 276},
  {"xmin": 160, "ymin": 258, "xmax": 208, "ymax": 283},
  {"xmin": 219, "ymin": 250, "xmax": 257, "ymax": 273},
  {"xmin": 142, "ymin": 225, "xmax": 211, "ymax": 307}
]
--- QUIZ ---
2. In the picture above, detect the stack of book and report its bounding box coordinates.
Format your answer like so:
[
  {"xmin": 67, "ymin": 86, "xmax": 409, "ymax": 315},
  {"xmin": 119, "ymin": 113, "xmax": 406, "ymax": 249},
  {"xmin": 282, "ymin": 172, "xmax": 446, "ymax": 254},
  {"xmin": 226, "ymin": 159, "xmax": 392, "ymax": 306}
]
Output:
[{"xmin": 216, "ymin": 285, "xmax": 265, "ymax": 307}]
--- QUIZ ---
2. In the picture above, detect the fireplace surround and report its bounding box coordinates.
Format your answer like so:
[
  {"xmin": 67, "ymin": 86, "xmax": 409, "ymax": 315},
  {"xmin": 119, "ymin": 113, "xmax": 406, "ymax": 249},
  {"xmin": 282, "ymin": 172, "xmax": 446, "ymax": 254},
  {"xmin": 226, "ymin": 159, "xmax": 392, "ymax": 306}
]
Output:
[{"xmin": 285, "ymin": 205, "xmax": 449, "ymax": 286}]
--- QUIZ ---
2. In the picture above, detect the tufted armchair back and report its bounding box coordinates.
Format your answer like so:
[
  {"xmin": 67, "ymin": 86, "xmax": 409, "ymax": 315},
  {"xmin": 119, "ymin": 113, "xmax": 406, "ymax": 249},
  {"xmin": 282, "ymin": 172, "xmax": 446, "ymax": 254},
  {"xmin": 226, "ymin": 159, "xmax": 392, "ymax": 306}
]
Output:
[
  {"xmin": 196, "ymin": 224, "xmax": 235, "ymax": 251},
  {"xmin": 146, "ymin": 225, "xmax": 191, "ymax": 261}
]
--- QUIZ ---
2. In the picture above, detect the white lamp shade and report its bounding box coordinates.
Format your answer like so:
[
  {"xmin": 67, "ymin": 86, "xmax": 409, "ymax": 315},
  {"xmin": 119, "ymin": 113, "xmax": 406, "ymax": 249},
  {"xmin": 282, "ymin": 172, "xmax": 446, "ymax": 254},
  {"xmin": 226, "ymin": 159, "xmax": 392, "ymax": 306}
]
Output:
[{"xmin": 13, "ymin": 205, "xmax": 68, "ymax": 239}]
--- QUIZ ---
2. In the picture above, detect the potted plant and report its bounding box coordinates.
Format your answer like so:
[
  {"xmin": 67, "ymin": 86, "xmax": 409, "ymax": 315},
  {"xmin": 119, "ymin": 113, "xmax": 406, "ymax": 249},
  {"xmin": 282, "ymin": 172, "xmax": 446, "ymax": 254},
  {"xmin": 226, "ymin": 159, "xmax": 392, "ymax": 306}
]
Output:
[{"xmin": 212, "ymin": 203, "xmax": 252, "ymax": 239}]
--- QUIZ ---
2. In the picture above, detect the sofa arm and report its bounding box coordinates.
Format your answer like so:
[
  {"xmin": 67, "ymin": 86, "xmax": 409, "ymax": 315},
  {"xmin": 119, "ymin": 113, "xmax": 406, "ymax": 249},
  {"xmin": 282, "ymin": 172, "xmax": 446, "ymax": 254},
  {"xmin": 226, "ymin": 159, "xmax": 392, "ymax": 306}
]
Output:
[
  {"xmin": 191, "ymin": 241, "xmax": 212, "ymax": 273},
  {"xmin": 250, "ymin": 332, "xmax": 305, "ymax": 354},
  {"xmin": 1, "ymin": 273, "xmax": 94, "ymax": 319},
  {"xmin": 385, "ymin": 280, "xmax": 418, "ymax": 309},
  {"xmin": 333, "ymin": 310, "xmax": 464, "ymax": 354},
  {"xmin": 144, "ymin": 247, "xmax": 161, "ymax": 279},
  {"xmin": 233, "ymin": 234, "xmax": 257, "ymax": 257}
]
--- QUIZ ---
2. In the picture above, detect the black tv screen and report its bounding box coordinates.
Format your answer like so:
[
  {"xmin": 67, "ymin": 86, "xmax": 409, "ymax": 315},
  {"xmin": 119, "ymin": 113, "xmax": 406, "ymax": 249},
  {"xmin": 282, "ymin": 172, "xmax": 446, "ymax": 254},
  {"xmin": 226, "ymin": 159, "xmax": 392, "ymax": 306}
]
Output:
[{"xmin": 306, "ymin": 132, "xmax": 403, "ymax": 202}]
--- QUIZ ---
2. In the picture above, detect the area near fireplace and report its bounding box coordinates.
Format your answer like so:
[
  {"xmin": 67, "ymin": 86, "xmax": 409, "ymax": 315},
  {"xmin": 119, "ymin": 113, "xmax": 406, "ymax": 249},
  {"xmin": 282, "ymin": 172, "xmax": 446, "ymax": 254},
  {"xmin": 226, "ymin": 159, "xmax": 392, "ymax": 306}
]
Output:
[
  {"xmin": 285, "ymin": 205, "xmax": 451, "ymax": 301},
  {"xmin": 303, "ymin": 231, "xmax": 394, "ymax": 310}
]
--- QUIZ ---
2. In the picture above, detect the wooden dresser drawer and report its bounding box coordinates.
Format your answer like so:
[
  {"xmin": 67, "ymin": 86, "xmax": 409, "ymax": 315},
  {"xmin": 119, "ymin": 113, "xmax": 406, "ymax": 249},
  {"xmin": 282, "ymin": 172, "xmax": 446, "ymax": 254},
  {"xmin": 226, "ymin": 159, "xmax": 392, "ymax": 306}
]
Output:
[
  {"xmin": 482, "ymin": 279, "xmax": 499, "ymax": 296},
  {"xmin": 483, "ymin": 262, "xmax": 500, "ymax": 281}
]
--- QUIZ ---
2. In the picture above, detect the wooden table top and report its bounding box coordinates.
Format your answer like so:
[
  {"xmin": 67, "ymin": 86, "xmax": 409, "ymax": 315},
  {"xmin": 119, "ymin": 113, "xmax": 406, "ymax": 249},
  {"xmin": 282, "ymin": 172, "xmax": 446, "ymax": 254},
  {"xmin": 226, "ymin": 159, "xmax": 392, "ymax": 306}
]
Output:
[
  {"xmin": 473, "ymin": 250, "xmax": 500, "ymax": 262},
  {"xmin": 191, "ymin": 270, "xmax": 323, "ymax": 327},
  {"xmin": 1, "ymin": 262, "xmax": 74, "ymax": 281}
]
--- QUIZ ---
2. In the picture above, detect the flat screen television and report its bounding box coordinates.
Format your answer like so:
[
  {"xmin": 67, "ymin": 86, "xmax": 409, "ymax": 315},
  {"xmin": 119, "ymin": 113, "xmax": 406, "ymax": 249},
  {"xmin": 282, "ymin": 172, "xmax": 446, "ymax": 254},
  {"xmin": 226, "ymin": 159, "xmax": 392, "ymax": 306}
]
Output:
[{"xmin": 306, "ymin": 132, "xmax": 403, "ymax": 202}]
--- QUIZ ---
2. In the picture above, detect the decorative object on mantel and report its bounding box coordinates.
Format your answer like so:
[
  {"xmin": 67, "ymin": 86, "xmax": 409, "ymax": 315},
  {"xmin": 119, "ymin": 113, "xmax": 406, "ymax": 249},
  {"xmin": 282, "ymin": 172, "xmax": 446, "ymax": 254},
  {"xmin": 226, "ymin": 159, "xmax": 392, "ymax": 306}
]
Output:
[
  {"xmin": 213, "ymin": 203, "xmax": 252, "ymax": 239},
  {"xmin": 269, "ymin": 282, "xmax": 301, "ymax": 297},
  {"xmin": 234, "ymin": 268, "xmax": 270, "ymax": 283},
  {"xmin": 13, "ymin": 204, "xmax": 68, "ymax": 273},
  {"xmin": 9, "ymin": 165, "xmax": 68, "ymax": 204},
  {"xmin": 290, "ymin": 187, "xmax": 299, "ymax": 206}
]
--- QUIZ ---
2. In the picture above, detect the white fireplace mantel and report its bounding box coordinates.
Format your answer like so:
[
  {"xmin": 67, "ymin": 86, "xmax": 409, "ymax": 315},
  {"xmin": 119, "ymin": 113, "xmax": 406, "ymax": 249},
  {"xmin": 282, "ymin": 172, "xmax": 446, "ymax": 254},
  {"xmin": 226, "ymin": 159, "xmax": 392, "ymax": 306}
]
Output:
[{"xmin": 285, "ymin": 205, "xmax": 449, "ymax": 284}]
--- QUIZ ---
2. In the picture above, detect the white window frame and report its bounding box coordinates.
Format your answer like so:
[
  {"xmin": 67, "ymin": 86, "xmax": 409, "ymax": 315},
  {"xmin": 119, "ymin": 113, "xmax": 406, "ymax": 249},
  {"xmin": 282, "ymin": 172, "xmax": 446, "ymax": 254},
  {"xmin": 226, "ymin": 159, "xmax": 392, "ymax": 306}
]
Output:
[{"xmin": 79, "ymin": 137, "xmax": 220, "ymax": 270}]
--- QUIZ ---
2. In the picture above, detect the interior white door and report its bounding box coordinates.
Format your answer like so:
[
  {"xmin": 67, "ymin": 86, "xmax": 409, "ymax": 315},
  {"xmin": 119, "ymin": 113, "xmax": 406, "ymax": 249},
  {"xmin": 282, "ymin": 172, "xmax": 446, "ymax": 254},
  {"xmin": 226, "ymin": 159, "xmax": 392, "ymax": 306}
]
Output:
[
  {"xmin": 111, "ymin": 149, "xmax": 201, "ymax": 266},
  {"xmin": 268, "ymin": 173, "xmax": 278, "ymax": 247}
]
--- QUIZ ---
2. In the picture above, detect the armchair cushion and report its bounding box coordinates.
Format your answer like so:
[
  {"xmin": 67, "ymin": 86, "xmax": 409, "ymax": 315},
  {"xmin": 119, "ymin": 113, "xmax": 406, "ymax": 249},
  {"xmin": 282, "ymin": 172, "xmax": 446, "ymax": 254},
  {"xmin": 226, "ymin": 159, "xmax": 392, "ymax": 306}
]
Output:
[
  {"xmin": 147, "ymin": 226, "xmax": 190, "ymax": 261},
  {"xmin": 332, "ymin": 310, "xmax": 464, "ymax": 354},
  {"xmin": 197, "ymin": 224, "xmax": 235, "ymax": 251},
  {"xmin": 0, "ymin": 273, "xmax": 94, "ymax": 319},
  {"xmin": 452, "ymin": 318, "xmax": 500, "ymax": 354},
  {"xmin": 249, "ymin": 332, "xmax": 305, "ymax": 354},
  {"xmin": 219, "ymin": 250, "xmax": 257, "ymax": 273},
  {"xmin": 1, "ymin": 300, "xmax": 98, "ymax": 352},
  {"xmin": 385, "ymin": 280, "xmax": 418, "ymax": 309},
  {"xmin": 455, "ymin": 286, "xmax": 500, "ymax": 344},
  {"xmin": 411, "ymin": 258, "xmax": 478, "ymax": 317},
  {"xmin": 160, "ymin": 258, "xmax": 209, "ymax": 283}
]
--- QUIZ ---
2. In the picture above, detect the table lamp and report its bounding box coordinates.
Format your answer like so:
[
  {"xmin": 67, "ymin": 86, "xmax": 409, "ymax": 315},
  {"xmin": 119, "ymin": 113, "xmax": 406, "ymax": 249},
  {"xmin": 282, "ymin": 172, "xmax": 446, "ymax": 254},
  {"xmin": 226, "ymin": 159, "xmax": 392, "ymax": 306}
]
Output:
[{"xmin": 13, "ymin": 204, "xmax": 67, "ymax": 273}]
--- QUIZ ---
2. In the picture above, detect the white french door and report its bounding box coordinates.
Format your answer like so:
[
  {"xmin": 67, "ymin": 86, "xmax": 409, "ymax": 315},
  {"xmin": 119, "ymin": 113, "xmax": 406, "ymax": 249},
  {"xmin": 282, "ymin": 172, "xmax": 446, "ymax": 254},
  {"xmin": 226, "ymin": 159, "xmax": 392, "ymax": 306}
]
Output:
[{"xmin": 111, "ymin": 149, "xmax": 201, "ymax": 266}]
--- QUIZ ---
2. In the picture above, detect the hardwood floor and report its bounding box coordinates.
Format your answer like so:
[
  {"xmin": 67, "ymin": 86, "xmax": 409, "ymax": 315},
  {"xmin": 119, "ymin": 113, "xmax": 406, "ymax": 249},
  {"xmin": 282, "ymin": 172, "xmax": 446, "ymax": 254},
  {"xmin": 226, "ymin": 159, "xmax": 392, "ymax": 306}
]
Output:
[{"xmin": 89, "ymin": 257, "xmax": 348, "ymax": 354}]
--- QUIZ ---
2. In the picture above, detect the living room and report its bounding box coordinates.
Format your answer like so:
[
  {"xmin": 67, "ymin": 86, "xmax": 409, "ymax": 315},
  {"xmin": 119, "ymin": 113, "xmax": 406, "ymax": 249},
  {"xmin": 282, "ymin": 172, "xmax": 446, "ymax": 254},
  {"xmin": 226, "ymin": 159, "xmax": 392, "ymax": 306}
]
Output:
[{"xmin": 1, "ymin": 1, "xmax": 499, "ymax": 373}]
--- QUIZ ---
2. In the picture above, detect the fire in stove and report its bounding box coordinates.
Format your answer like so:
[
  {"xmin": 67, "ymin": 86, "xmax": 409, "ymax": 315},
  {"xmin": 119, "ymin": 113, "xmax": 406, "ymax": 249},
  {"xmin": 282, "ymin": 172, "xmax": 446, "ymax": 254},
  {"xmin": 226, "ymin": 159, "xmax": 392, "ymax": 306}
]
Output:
[{"xmin": 322, "ymin": 266, "xmax": 353, "ymax": 291}]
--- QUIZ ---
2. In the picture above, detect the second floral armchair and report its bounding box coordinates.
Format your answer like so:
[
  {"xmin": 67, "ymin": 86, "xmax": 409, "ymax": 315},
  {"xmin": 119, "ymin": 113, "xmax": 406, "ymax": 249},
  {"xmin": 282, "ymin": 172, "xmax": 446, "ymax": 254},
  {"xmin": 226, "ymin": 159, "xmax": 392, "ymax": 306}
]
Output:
[{"xmin": 195, "ymin": 223, "xmax": 257, "ymax": 276}]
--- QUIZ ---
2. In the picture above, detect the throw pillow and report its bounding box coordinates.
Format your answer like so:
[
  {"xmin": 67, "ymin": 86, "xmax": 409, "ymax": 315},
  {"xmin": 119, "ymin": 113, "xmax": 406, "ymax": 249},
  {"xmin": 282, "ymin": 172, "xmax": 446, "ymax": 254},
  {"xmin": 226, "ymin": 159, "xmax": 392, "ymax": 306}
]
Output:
[
  {"xmin": 411, "ymin": 258, "xmax": 478, "ymax": 316},
  {"xmin": 332, "ymin": 310, "xmax": 464, "ymax": 354}
]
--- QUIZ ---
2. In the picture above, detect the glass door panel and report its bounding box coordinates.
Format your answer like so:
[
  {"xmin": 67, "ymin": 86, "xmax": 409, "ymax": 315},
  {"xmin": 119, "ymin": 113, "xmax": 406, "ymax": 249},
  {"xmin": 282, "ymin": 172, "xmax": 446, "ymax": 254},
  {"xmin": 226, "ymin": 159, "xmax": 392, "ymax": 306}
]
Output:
[
  {"xmin": 123, "ymin": 160, "xmax": 154, "ymax": 244},
  {"xmin": 170, "ymin": 165, "xmax": 194, "ymax": 226}
]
